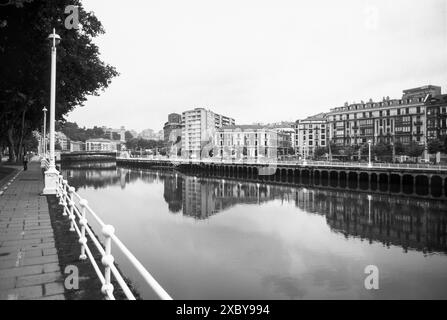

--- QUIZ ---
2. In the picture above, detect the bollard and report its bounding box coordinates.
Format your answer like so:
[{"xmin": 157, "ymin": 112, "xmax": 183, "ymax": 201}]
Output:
[{"xmin": 79, "ymin": 199, "xmax": 88, "ymax": 260}]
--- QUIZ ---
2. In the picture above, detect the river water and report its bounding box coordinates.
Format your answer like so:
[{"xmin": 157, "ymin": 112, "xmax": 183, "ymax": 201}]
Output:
[{"xmin": 61, "ymin": 162, "xmax": 447, "ymax": 299}]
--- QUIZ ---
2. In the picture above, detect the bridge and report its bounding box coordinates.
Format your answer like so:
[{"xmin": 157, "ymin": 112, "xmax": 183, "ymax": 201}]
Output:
[{"xmin": 116, "ymin": 157, "xmax": 447, "ymax": 199}]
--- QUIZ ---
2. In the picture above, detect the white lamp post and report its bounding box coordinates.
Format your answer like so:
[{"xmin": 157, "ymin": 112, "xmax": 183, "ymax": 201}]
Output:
[
  {"xmin": 367, "ymin": 139, "xmax": 372, "ymax": 168},
  {"xmin": 43, "ymin": 29, "xmax": 61, "ymax": 195}
]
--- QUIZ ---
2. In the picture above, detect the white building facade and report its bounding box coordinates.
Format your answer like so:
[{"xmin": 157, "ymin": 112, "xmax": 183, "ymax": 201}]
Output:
[
  {"xmin": 214, "ymin": 125, "xmax": 279, "ymax": 160},
  {"xmin": 294, "ymin": 113, "xmax": 328, "ymax": 158},
  {"xmin": 85, "ymin": 138, "xmax": 118, "ymax": 152},
  {"xmin": 181, "ymin": 108, "xmax": 235, "ymax": 158}
]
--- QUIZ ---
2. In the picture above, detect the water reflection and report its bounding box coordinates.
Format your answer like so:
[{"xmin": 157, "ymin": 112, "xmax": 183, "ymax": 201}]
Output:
[{"xmin": 63, "ymin": 165, "xmax": 447, "ymax": 255}]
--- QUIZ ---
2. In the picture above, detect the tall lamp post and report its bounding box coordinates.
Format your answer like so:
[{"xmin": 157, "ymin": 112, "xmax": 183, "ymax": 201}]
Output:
[
  {"xmin": 367, "ymin": 139, "xmax": 372, "ymax": 168},
  {"xmin": 43, "ymin": 29, "xmax": 61, "ymax": 195}
]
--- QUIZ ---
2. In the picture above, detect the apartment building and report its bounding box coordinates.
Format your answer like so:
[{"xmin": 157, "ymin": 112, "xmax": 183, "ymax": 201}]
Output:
[
  {"xmin": 426, "ymin": 93, "xmax": 447, "ymax": 142},
  {"xmin": 85, "ymin": 138, "xmax": 118, "ymax": 152},
  {"xmin": 326, "ymin": 85, "xmax": 441, "ymax": 147},
  {"xmin": 181, "ymin": 108, "xmax": 235, "ymax": 158},
  {"xmin": 214, "ymin": 125, "xmax": 279, "ymax": 160},
  {"xmin": 294, "ymin": 113, "xmax": 328, "ymax": 158}
]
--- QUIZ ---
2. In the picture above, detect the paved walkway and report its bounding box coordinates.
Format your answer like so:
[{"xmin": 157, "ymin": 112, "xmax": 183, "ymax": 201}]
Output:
[{"xmin": 0, "ymin": 161, "xmax": 65, "ymax": 300}]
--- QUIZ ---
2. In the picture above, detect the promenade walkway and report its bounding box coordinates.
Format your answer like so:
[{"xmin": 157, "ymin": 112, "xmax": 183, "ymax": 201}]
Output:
[{"xmin": 0, "ymin": 161, "xmax": 65, "ymax": 300}]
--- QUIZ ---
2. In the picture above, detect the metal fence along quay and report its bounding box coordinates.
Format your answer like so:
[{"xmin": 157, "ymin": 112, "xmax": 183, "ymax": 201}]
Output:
[{"xmin": 42, "ymin": 159, "xmax": 172, "ymax": 300}]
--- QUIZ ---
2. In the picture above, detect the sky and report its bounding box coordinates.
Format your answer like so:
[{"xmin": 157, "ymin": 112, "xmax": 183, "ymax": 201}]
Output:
[{"xmin": 66, "ymin": 0, "xmax": 447, "ymax": 132}]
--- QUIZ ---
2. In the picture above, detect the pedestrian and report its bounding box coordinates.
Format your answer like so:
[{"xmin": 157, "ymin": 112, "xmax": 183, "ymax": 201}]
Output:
[{"xmin": 23, "ymin": 152, "xmax": 29, "ymax": 171}]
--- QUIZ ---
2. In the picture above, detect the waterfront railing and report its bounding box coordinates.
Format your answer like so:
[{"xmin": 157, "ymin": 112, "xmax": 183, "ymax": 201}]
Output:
[{"xmin": 42, "ymin": 158, "xmax": 172, "ymax": 300}]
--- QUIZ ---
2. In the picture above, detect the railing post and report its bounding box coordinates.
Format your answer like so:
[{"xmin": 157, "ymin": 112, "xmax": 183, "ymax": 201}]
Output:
[
  {"xmin": 101, "ymin": 224, "xmax": 115, "ymax": 298},
  {"xmin": 61, "ymin": 180, "xmax": 68, "ymax": 216},
  {"xmin": 79, "ymin": 199, "xmax": 88, "ymax": 260},
  {"xmin": 68, "ymin": 186, "xmax": 76, "ymax": 231}
]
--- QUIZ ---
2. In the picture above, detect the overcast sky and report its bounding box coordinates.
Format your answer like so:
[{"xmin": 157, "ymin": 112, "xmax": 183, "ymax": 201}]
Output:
[{"xmin": 67, "ymin": 0, "xmax": 447, "ymax": 132}]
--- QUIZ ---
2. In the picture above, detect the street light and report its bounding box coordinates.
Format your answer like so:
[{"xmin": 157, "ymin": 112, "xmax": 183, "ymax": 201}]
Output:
[
  {"xmin": 367, "ymin": 139, "xmax": 372, "ymax": 168},
  {"xmin": 43, "ymin": 29, "xmax": 61, "ymax": 195}
]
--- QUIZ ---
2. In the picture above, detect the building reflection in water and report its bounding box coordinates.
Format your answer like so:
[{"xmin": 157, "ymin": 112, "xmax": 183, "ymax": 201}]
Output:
[{"xmin": 62, "ymin": 164, "xmax": 447, "ymax": 255}]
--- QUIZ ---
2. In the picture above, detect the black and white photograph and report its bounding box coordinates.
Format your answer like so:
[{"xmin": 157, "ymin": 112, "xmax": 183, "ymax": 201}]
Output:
[{"xmin": 1, "ymin": 0, "xmax": 447, "ymax": 310}]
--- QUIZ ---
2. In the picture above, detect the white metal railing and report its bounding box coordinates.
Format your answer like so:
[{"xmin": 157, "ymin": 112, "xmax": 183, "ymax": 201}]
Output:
[
  {"xmin": 117, "ymin": 157, "xmax": 447, "ymax": 172},
  {"xmin": 54, "ymin": 174, "xmax": 172, "ymax": 300}
]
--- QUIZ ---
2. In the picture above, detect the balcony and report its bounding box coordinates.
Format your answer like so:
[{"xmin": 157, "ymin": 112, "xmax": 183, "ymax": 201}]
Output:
[{"xmin": 414, "ymin": 121, "xmax": 423, "ymax": 126}]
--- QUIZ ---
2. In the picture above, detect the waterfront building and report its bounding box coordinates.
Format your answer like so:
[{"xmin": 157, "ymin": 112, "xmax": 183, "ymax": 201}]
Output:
[
  {"xmin": 214, "ymin": 125, "xmax": 279, "ymax": 160},
  {"xmin": 69, "ymin": 140, "xmax": 85, "ymax": 152},
  {"xmin": 181, "ymin": 108, "xmax": 235, "ymax": 159},
  {"xmin": 326, "ymin": 85, "xmax": 442, "ymax": 147},
  {"xmin": 268, "ymin": 123, "xmax": 295, "ymax": 157},
  {"xmin": 163, "ymin": 113, "xmax": 182, "ymax": 142},
  {"xmin": 426, "ymin": 93, "xmax": 447, "ymax": 142},
  {"xmin": 85, "ymin": 138, "xmax": 118, "ymax": 152},
  {"xmin": 294, "ymin": 113, "xmax": 328, "ymax": 158},
  {"xmin": 163, "ymin": 113, "xmax": 183, "ymax": 157},
  {"xmin": 168, "ymin": 113, "xmax": 182, "ymax": 124}
]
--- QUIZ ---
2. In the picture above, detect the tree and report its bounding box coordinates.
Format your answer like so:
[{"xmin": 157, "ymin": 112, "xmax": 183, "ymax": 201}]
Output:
[
  {"xmin": 394, "ymin": 141, "xmax": 405, "ymax": 155},
  {"xmin": 313, "ymin": 146, "xmax": 328, "ymax": 159},
  {"xmin": 0, "ymin": 0, "xmax": 118, "ymax": 162},
  {"xmin": 373, "ymin": 142, "xmax": 392, "ymax": 158},
  {"xmin": 428, "ymin": 139, "xmax": 444, "ymax": 154},
  {"xmin": 125, "ymin": 131, "xmax": 134, "ymax": 141},
  {"xmin": 405, "ymin": 142, "xmax": 424, "ymax": 158}
]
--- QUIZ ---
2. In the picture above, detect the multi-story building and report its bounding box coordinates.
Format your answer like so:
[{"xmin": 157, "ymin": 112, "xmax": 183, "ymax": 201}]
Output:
[
  {"xmin": 426, "ymin": 93, "xmax": 447, "ymax": 142},
  {"xmin": 214, "ymin": 125, "xmax": 279, "ymax": 160},
  {"xmin": 327, "ymin": 85, "xmax": 441, "ymax": 147},
  {"xmin": 163, "ymin": 113, "xmax": 183, "ymax": 157},
  {"xmin": 294, "ymin": 113, "xmax": 328, "ymax": 158},
  {"xmin": 69, "ymin": 140, "xmax": 85, "ymax": 152},
  {"xmin": 168, "ymin": 113, "xmax": 182, "ymax": 124},
  {"xmin": 163, "ymin": 113, "xmax": 182, "ymax": 142},
  {"xmin": 85, "ymin": 138, "xmax": 118, "ymax": 152},
  {"xmin": 181, "ymin": 108, "xmax": 235, "ymax": 158}
]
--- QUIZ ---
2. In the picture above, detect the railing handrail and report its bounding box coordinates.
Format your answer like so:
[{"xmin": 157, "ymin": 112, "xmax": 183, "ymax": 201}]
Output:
[{"xmin": 52, "ymin": 168, "xmax": 172, "ymax": 300}]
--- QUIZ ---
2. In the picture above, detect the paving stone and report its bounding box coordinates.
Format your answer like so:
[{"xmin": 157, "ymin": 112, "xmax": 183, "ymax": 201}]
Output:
[
  {"xmin": 0, "ymin": 285, "xmax": 43, "ymax": 300},
  {"xmin": 16, "ymin": 271, "xmax": 62, "ymax": 287},
  {"xmin": 22, "ymin": 254, "xmax": 58, "ymax": 266},
  {"xmin": 37, "ymin": 294, "xmax": 65, "ymax": 300},
  {"xmin": 0, "ymin": 265, "xmax": 43, "ymax": 277},
  {"xmin": 44, "ymin": 282, "xmax": 65, "ymax": 296},
  {"xmin": 43, "ymin": 263, "xmax": 61, "ymax": 273},
  {"xmin": 0, "ymin": 276, "xmax": 16, "ymax": 290}
]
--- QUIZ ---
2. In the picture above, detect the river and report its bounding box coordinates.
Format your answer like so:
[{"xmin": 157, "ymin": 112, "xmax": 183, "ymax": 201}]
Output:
[{"xmin": 61, "ymin": 161, "xmax": 447, "ymax": 299}]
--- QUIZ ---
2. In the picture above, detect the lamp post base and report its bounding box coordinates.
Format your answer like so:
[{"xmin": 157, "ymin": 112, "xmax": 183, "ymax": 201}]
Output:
[{"xmin": 42, "ymin": 166, "xmax": 59, "ymax": 195}]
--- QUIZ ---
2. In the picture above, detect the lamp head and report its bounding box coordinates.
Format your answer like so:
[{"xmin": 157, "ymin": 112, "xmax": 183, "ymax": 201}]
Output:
[
  {"xmin": 42, "ymin": 107, "xmax": 48, "ymax": 112},
  {"xmin": 47, "ymin": 29, "xmax": 61, "ymax": 47}
]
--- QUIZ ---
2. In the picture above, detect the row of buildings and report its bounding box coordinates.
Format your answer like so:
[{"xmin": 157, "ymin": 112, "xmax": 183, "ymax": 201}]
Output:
[
  {"xmin": 54, "ymin": 132, "xmax": 124, "ymax": 153},
  {"xmin": 163, "ymin": 85, "xmax": 446, "ymax": 160}
]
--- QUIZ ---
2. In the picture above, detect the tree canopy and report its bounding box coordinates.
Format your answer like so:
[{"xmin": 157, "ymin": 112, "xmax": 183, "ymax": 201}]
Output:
[{"xmin": 0, "ymin": 0, "xmax": 118, "ymax": 162}]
